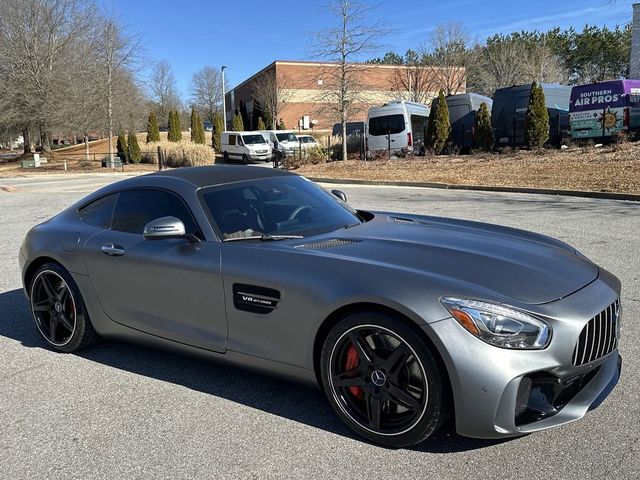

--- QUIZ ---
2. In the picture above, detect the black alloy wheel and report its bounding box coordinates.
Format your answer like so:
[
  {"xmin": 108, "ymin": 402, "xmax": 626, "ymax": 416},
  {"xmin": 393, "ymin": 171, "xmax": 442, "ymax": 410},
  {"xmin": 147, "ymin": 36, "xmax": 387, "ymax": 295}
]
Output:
[
  {"xmin": 31, "ymin": 270, "xmax": 76, "ymax": 346},
  {"xmin": 29, "ymin": 263, "xmax": 98, "ymax": 352},
  {"xmin": 321, "ymin": 312, "xmax": 446, "ymax": 448}
]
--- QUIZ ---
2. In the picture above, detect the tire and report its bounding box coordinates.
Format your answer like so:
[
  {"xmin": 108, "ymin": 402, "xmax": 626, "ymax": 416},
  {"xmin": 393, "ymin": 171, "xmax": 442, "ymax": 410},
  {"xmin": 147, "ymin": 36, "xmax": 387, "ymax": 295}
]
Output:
[
  {"xmin": 29, "ymin": 262, "xmax": 98, "ymax": 353},
  {"xmin": 242, "ymin": 154, "xmax": 249, "ymax": 164},
  {"xmin": 320, "ymin": 312, "xmax": 447, "ymax": 448},
  {"xmin": 223, "ymin": 151, "xmax": 229, "ymax": 163}
]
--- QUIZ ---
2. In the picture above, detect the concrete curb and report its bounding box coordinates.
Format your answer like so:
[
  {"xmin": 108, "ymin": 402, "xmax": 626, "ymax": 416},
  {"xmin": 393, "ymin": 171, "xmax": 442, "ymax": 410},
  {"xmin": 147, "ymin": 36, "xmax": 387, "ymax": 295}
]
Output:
[{"xmin": 308, "ymin": 177, "xmax": 640, "ymax": 202}]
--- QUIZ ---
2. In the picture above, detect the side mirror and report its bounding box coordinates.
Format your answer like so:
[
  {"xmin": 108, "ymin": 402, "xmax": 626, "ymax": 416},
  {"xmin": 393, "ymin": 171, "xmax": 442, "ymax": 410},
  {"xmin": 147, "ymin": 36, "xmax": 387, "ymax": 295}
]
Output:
[
  {"xmin": 143, "ymin": 216, "xmax": 199, "ymax": 242},
  {"xmin": 331, "ymin": 189, "xmax": 347, "ymax": 202}
]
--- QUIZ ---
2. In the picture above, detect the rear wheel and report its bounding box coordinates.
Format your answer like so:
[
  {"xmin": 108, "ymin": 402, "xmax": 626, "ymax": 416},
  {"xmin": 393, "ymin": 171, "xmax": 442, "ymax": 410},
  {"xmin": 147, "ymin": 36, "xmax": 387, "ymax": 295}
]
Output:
[
  {"xmin": 29, "ymin": 263, "xmax": 98, "ymax": 352},
  {"xmin": 320, "ymin": 312, "xmax": 446, "ymax": 448},
  {"xmin": 223, "ymin": 151, "xmax": 229, "ymax": 163}
]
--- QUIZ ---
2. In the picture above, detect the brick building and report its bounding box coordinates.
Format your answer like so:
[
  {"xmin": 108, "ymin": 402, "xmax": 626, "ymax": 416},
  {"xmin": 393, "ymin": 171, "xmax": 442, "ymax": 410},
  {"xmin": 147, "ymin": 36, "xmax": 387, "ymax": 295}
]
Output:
[{"xmin": 225, "ymin": 60, "xmax": 465, "ymax": 132}]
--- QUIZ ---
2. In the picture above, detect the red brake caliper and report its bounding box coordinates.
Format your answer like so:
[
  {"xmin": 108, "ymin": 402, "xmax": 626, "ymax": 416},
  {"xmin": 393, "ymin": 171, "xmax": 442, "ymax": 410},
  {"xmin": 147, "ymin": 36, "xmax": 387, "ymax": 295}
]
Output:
[{"xmin": 345, "ymin": 344, "xmax": 364, "ymax": 400}]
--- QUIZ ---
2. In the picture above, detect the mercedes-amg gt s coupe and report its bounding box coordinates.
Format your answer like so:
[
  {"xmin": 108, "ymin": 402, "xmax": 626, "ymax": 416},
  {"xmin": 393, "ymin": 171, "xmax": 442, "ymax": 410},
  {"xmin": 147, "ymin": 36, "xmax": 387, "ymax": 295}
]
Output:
[{"xmin": 19, "ymin": 166, "xmax": 622, "ymax": 447}]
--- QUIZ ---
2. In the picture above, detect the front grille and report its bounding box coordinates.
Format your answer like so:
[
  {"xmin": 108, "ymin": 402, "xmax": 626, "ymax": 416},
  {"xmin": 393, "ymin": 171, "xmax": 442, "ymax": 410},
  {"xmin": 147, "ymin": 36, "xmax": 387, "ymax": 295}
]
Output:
[
  {"xmin": 572, "ymin": 299, "xmax": 620, "ymax": 366},
  {"xmin": 294, "ymin": 239, "xmax": 359, "ymax": 250}
]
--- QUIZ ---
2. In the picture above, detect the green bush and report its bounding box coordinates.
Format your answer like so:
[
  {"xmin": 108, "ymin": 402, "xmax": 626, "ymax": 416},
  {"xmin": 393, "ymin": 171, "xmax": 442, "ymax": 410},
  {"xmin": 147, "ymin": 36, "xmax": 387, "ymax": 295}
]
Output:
[
  {"xmin": 190, "ymin": 108, "xmax": 206, "ymax": 145},
  {"xmin": 168, "ymin": 111, "xmax": 182, "ymax": 142},
  {"xmin": 232, "ymin": 112, "xmax": 244, "ymax": 131},
  {"xmin": 212, "ymin": 112, "xmax": 224, "ymax": 151},
  {"xmin": 277, "ymin": 119, "xmax": 286, "ymax": 130},
  {"xmin": 128, "ymin": 131, "xmax": 141, "ymax": 163},
  {"xmin": 431, "ymin": 90, "xmax": 451, "ymax": 154},
  {"xmin": 116, "ymin": 129, "xmax": 128, "ymax": 162},
  {"xmin": 475, "ymin": 102, "xmax": 494, "ymax": 152},
  {"xmin": 146, "ymin": 111, "xmax": 160, "ymax": 143},
  {"xmin": 525, "ymin": 82, "xmax": 549, "ymax": 149}
]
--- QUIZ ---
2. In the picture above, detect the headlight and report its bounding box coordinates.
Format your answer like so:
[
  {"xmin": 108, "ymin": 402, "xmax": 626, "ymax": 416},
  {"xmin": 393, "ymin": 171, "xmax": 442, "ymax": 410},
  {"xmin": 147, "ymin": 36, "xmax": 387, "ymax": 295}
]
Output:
[{"xmin": 440, "ymin": 297, "xmax": 551, "ymax": 349}]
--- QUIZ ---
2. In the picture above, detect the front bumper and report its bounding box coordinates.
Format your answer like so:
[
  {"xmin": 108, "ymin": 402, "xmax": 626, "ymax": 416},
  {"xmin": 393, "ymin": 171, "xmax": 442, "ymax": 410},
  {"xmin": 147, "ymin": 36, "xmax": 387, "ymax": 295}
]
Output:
[
  {"xmin": 425, "ymin": 271, "xmax": 622, "ymax": 439},
  {"xmin": 248, "ymin": 151, "xmax": 271, "ymax": 161}
]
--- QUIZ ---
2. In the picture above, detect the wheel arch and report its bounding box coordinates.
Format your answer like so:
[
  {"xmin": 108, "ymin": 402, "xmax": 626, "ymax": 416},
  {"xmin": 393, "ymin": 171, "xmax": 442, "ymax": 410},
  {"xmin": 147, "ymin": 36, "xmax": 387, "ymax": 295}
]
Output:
[
  {"xmin": 23, "ymin": 256, "xmax": 64, "ymax": 297},
  {"xmin": 312, "ymin": 302, "xmax": 454, "ymax": 406}
]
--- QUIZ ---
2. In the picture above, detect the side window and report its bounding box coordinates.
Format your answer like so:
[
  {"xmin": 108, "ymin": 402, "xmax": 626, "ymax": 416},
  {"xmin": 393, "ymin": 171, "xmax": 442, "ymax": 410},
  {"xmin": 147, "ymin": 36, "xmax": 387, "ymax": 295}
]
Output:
[
  {"xmin": 79, "ymin": 194, "xmax": 117, "ymax": 229},
  {"xmin": 111, "ymin": 189, "xmax": 200, "ymax": 236},
  {"xmin": 229, "ymin": 135, "xmax": 236, "ymax": 146}
]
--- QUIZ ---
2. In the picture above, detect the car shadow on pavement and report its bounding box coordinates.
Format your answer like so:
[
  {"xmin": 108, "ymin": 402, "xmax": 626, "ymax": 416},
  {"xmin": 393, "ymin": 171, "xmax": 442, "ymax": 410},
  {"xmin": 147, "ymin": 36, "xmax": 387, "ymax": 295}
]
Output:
[{"xmin": 0, "ymin": 287, "xmax": 509, "ymax": 453}]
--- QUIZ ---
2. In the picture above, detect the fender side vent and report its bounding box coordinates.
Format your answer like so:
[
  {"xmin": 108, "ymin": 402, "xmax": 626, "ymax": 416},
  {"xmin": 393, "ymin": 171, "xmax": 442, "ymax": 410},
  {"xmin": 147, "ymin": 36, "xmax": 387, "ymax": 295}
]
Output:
[
  {"xmin": 295, "ymin": 239, "xmax": 359, "ymax": 250},
  {"xmin": 393, "ymin": 216, "xmax": 418, "ymax": 224},
  {"xmin": 233, "ymin": 283, "xmax": 280, "ymax": 314}
]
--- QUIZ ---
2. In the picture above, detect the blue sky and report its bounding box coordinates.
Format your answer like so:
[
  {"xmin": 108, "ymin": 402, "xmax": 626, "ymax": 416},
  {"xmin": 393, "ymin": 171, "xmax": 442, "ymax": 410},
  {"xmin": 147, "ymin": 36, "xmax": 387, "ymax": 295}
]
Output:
[{"xmin": 101, "ymin": 0, "xmax": 635, "ymax": 98}]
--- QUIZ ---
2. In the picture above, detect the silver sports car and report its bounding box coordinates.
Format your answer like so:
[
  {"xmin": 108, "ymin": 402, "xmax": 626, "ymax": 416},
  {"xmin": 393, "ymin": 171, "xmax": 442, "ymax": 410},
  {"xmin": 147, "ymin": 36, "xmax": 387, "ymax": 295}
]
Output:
[{"xmin": 19, "ymin": 166, "xmax": 622, "ymax": 448}]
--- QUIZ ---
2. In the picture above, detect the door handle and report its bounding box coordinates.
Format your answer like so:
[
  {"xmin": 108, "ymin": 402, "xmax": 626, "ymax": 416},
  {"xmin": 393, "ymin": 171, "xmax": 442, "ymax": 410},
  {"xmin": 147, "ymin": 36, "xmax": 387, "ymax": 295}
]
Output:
[{"xmin": 101, "ymin": 243, "xmax": 126, "ymax": 256}]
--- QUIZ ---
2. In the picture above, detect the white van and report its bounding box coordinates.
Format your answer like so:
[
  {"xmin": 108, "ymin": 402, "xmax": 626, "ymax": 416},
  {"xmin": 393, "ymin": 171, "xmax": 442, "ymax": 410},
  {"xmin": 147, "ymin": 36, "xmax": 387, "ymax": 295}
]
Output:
[
  {"xmin": 220, "ymin": 131, "xmax": 272, "ymax": 163},
  {"xmin": 258, "ymin": 130, "xmax": 300, "ymax": 159},
  {"xmin": 366, "ymin": 100, "xmax": 430, "ymax": 156}
]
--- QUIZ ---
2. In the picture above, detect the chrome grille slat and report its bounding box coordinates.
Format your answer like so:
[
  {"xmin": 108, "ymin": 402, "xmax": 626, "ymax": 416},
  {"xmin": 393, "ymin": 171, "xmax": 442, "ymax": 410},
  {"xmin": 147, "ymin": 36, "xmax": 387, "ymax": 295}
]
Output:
[
  {"xmin": 602, "ymin": 306, "xmax": 609, "ymax": 359},
  {"xmin": 572, "ymin": 299, "xmax": 620, "ymax": 366}
]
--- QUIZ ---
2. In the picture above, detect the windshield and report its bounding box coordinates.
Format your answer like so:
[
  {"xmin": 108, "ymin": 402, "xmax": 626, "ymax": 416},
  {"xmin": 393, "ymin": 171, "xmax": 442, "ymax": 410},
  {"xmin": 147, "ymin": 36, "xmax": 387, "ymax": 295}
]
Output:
[
  {"xmin": 242, "ymin": 134, "xmax": 267, "ymax": 145},
  {"xmin": 276, "ymin": 133, "xmax": 297, "ymax": 142},
  {"xmin": 201, "ymin": 176, "xmax": 361, "ymax": 240}
]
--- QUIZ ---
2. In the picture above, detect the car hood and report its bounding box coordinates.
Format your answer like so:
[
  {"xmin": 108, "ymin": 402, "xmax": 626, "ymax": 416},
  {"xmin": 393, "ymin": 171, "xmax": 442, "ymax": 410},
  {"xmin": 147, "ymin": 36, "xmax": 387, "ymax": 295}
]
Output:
[{"xmin": 303, "ymin": 212, "xmax": 598, "ymax": 305}]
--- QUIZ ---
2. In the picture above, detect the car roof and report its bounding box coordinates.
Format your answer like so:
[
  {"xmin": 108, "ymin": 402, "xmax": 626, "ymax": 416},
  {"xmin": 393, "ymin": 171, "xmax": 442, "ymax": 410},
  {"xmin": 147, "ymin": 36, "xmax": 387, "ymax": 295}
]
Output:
[{"xmin": 152, "ymin": 165, "xmax": 295, "ymax": 188}]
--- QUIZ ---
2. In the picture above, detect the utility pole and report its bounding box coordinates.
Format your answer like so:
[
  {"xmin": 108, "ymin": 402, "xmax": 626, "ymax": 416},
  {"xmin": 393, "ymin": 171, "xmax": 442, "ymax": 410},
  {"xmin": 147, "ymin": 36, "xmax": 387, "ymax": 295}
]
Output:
[{"xmin": 222, "ymin": 65, "xmax": 228, "ymax": 130}]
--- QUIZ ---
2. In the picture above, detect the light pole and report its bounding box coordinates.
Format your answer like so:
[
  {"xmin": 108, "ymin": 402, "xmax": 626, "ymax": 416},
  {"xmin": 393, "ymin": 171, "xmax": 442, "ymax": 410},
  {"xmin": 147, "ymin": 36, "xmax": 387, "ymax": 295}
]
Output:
[{"xmin": 221, "ymin": 65, "xmax": 227, "ymax": 130}]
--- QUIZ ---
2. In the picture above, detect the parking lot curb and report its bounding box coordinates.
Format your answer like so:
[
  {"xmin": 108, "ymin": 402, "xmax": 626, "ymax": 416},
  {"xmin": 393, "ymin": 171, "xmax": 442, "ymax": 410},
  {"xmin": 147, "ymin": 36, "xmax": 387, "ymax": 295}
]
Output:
[{"xmin": 309, "ymin": 177, "xmax": 640, "ymax": 202}]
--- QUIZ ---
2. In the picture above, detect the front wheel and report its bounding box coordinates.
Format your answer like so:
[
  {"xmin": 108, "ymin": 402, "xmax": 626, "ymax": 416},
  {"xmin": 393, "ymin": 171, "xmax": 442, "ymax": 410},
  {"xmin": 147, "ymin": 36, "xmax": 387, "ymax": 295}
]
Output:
[
  {"xmin": 29, "ymin": 263, "xmax": 98, "ymax": 352},
  {"xmin": 320, "ymin": 312, "xmax": 447, "ymax": 448}
]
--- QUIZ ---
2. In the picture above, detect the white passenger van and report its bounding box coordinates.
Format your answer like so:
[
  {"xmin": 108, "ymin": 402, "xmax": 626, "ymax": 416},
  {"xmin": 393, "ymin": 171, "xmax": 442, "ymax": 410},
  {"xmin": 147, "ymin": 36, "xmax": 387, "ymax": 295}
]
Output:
[
  {"xmin": 220, "ymin": 131, "xmax": 272, "ymax": 163},
  {"xmin": 366, "ymin": 100, "xmax": 430, "ymax": 156},
  {"xmin": 258, "ymin": 130, "xmax": 299, "ymax": 159}
]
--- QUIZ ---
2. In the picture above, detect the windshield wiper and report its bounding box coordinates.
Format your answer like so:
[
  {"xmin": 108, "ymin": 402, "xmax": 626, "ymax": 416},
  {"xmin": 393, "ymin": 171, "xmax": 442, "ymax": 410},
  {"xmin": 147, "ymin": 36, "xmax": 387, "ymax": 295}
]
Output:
[{"xmin": 223, "ymin": 234, "xmax": 304, "ymax": 242}]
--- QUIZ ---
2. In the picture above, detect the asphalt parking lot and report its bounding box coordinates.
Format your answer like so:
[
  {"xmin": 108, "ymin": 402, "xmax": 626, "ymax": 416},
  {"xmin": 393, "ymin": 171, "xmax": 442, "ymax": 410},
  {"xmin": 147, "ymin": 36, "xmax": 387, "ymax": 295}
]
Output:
[{"xmin": 1, "ymin": 173, "xmax": 638, "ymax": 479}]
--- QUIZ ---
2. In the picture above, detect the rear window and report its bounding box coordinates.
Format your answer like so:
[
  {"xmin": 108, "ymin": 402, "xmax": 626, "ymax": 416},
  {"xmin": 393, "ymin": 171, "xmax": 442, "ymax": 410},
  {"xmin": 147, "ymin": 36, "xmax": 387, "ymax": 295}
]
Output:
[
  {"xmin": 368, "ymin": 114, "xmax": 405, "ymax": 136},
  {"xmin": 79, "ymin": 194, "xmax": 117, "ymax": 229}
]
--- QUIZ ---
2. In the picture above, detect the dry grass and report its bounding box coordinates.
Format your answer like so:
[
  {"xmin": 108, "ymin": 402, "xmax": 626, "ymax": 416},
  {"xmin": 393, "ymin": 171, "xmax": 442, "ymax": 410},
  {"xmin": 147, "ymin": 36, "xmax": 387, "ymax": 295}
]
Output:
[
  {"xmin": 296, "ymin": 142, "xmax": 640, "ymax": 194},
  {"xmin": 0, "ymin": 132, "xmax": 214, "ymax": 176},
  {"xmin": 143, "ymin": 140, "xmax": 214, "ymax": 167}
]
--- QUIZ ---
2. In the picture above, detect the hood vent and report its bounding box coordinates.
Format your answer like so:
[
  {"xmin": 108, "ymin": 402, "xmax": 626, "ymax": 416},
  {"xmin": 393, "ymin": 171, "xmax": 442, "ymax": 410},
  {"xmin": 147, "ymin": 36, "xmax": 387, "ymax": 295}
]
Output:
[
  {"xmin": 295, "ymin": 239, "xmax": 359, "ymax": 250},
  {"xmin": 392, "ymin": 216, "xmax": 418, "ymax": 225}
]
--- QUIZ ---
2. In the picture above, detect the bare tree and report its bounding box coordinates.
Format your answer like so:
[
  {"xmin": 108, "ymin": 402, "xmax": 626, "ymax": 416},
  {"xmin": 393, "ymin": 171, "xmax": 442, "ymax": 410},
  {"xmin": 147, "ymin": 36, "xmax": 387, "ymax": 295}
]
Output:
[
  {"xmin": 95, "ymin": 16, "xmax": 140, "ymax": 162},
  {"xmin": 523, "ymin": 42, "xmax": 568, "ymax": 85},
  {"xmin": 149, "ymin": 60, "xmax": 181, "ymax": 125},
  {"xmin": 421, "ymin": 23, "xmax": 474, "ymax": 96},
  {"xmin": 251, "ymin": 70, "xmax": 291, "ymax": 130},
  {"xmin": 190, "ymin": 66, "xmax": 227, "ymax": 125},
  {"xmin": 0, "ymin": 0, "xmax": 93, "ymax": 153},
  {"xmin": 313, "ymin": 0, "xmax": 386, "ymax": 161},
  {"xmin": 473, "ymin": 38, "xmax": 527, "ymax": 95},
  {"xmin": 390, "ymin": 51, "xmax": 435, "ymax": 104},
  {"xmin": 469, "ymin": 36, "xmax": 567, "ymax": 96}
]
